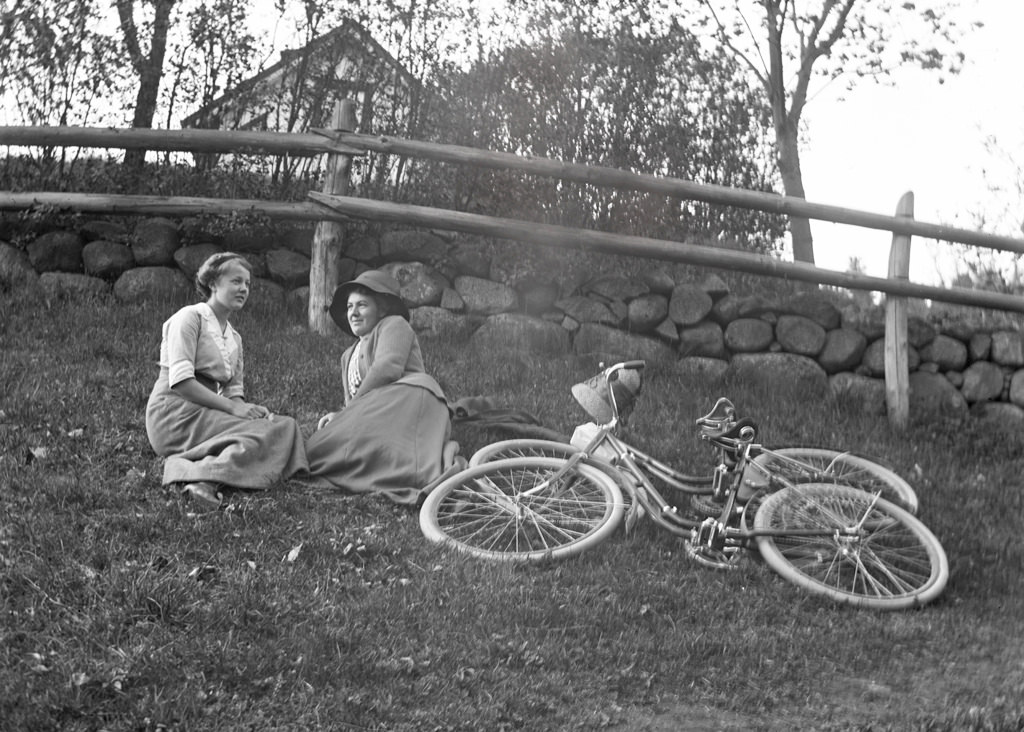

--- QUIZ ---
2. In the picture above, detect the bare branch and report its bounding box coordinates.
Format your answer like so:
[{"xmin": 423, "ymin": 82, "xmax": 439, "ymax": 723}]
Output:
[
  {"xmin": 696, "ymin": 1, "xmax": 767, "ymax": 88},
  {"xmin": 115, "ymin": 0, "xmax": 144, "ymax": 74}
]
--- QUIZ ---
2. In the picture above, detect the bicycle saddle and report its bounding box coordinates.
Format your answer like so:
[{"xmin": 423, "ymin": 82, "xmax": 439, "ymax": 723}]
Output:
[{"xmin": 696, "ymin": 397, "xmax": 736, "ymax": 433}]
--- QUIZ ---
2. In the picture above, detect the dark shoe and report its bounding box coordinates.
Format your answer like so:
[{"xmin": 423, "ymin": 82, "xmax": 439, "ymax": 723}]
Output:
[{"xmin": 182, "ymin": 481, "xmax": 224, "ymax": 511}]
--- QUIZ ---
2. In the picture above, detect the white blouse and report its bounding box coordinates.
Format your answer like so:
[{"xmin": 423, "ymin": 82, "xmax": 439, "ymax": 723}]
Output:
[{"xmin": 158, "ymin": 302, "xmax": 244, "ymax": 398}]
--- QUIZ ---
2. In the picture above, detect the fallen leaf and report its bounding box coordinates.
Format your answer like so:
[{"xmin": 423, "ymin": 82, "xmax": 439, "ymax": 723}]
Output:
[
  {"xmin": 284, "ymin": 543, "xmax": 303, "ymax": 563},
  {"xmin": 26, "ymin": 447, "xmax": 49, "ymax": 464}
]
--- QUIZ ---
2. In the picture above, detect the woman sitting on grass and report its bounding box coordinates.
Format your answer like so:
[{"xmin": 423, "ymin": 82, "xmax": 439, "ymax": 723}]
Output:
[
  {"xmin": 304, "ymin": 269, "xmax": 452, "ymax": 505},
  {"xmin": 145, "ymin": 252, "xmax": 308, "ymax": 510}
]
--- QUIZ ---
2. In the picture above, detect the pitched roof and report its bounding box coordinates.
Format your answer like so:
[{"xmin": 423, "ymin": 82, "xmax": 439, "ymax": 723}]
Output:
[{"xmin": 181, "ymin": 18, "xmax": 419, "ymax": 128}]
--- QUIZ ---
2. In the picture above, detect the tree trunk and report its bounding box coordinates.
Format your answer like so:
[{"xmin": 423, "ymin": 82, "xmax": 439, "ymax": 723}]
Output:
[
  {"xmin": 118, "ymin": 0, "xmax": 176, "ymax": 168},
  {"xmin": 775, "ymin": 119, "xmax": 815, "ymax": 265}
]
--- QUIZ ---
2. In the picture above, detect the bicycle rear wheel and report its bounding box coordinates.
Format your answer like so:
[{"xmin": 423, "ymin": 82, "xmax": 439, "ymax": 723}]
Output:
[
  {"xmin": 420, "ymin": 457, "xmax": 624, "ymax": 562},
  {"xmin": 754, "ymin": 484, "xmax": 948, "ymax": 610},
  {"xmin": 468, "ymin": 439, "xmax": 581, "ymax": 466},
  {"xmin": 750, "ymin": 447, "xmax": 919, "ymax": 513}
]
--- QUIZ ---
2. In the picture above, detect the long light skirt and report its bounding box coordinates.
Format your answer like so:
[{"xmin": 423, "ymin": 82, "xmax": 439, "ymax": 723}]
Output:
[
  {"xmin": 304, "ymin": 383, "xmax": 451, "ymax": 505},
  {"xmin": 146, "ymin": 384, "xmax": 308, "ymax": 490}
]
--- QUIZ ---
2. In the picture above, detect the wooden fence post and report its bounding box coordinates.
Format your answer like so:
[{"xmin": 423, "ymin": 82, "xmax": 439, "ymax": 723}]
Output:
[
  {"xmin": 885, "ymin": 191, "xmax": 914, "ymax": 430},
  {"xmin": 308, "ymin": 99, "xmax": 357, "ymax": 335}
]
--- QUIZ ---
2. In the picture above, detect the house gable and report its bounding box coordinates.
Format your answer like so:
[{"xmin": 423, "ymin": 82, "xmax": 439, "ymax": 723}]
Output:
[{"xmin": 181, "ymin": 18, "xmax": 420, "ymax": 133}]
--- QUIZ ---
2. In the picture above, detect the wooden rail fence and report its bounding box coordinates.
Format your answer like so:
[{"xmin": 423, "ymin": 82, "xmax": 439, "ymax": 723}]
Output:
[{"xmin": 4, "ymin": 105, "xmax": 1024, "ymax": 427}]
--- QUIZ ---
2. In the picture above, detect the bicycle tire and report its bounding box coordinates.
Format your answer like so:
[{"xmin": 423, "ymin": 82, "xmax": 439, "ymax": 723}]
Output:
[
  {"xmin": 754, "ymin": 483, "xmax": 948, "ymax": 610},
  {"xmin": 419, "ymin": 456, "xmax": 624, "ymax": 562},
  {"xmin": 750, "ymin": 447, "xmax": 919, "ymax": 514},
  {"xmin": 468, "ymin": 439, "xmax": 581, "ymax": 466}
]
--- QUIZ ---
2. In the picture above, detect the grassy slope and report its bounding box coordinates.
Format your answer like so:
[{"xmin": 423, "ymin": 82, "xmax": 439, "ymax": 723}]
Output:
[{"xmin": 1, "ymin": 289, "xmax": 1023, "ymax": 731}]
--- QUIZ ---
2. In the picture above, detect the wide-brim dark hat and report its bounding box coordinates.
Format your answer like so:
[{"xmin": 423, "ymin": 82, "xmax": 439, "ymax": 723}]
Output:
[{"xmin": 328, "ymin": 270, "xmax": 410, "ymax": 336}]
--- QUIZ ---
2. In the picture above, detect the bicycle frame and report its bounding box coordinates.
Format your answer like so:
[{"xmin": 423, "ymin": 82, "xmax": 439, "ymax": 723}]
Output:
[{"xmin": 560, "ymin": 362, "xmax": 880, "ymax": 564}]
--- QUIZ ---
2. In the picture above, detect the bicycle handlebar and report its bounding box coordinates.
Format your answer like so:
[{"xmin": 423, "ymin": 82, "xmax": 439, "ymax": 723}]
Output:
[{"xmin": 604, "ymin": 360, "xmax": 646, "ymax": 379}]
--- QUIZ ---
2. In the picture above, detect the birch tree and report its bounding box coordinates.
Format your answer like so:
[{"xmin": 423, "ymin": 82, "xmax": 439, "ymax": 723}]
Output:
[{"xmin": 696, "ymin": 0, "xmax": 974, "ymax": 264}]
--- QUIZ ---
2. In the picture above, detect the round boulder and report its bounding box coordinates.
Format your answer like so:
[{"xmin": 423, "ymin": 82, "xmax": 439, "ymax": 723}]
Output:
[
  {"xmin": 626, "ymin": 293, "xmax": 668, "ymax": 333},
  {"xmin": 80, "ymin": 220, "xmax": 129, "ymax": 243},
  {"xmin": 174, "ymin": 243, "xmax": 224, "ymax": 280},
  {"xmin": 959, "ymin": 361, "xmax": 1004, "ymax": 404},
  {"xmin": 114, "ymin": 266, "xmax": 191, "ymax": 304},
  {"xmin": 264, "ymin": 248, "xmax": 311, "ymax": 289},
  {"xmin": 784, "ymin": 292, "xmax": 841, "ymax": 330},
  {"xmin": 0, "ymin": 242, "xmax": 41, "ymax": 292},
  {"xmin": 39, "ymin": 272, "xmax": 108, "ymax": 300},
  {"xmin": 27, "ymin": 230, "xmax": 83, "ymax": 273},
  {"xmin": 519, "ymin": 280, "xmax": 560, "ymax": 317},
  {"xmin": 83, "ymin": 240, "xmax": 135, "ymax": 279},
  {"xmin": 384, "ymin": 261, "xmax": 449, "ymax": 307},
  {"xmin": 678, "ymin": 321, "xmax": 726, "ymax": 359},
  {"xmin": 817, "ymin": 328, "xmax": 867, "ymax": 374},
  {"xmin": 775, "ymin": 314, "xmax": 826, "ymax": 357},
  {"xmin": 829, "ymin": 372, "xmax": 886, "ymax": 416},
  {"xmin": 990, "ymin": 331, "xmax": 1024, "ymax": 367},
  {"xmin": 584, "ymin": 275, "xmax": 649, "ymax": 302},
  {"xmin": 454, "ymin": 274, "xmax": 517, "ymax": 315},
  {"xmin": 860, "ymin": 338, "xmax": 921, "ymax": 377},
  {"xmin": 668, "ymin": 284, "xmax": 713, "ymax": 326},
  {"xmin": 470, "ymin": 313, "xmax": 570, "ymax": 356},
  {"xmin": 919, "ymin": 333, "xmax": 968, "ymax": 372},
  {"xmin": 728, "ymin": 352, "xmax": 828, "ymax": 394},
  {"xmin": 131, "ymin": 218, "xmax": 179, "ymax": 266},
  {"xmin": 556, "ymin": 295, "xmax": 620, "ymax": 326},
  {"xmin": 908, "ymin": 371, "xmax": 968, "ymax": 421},
  {"xmin": 379, "ymin": 229, "xmax": 449, "ymax": 264},
  {"xmin": 723, "ymin": 318, "xmax": 774, "ymax": 353},
  {"xmin": 572, "ymin": 322, "xmax": 676, "ymax": 364}
]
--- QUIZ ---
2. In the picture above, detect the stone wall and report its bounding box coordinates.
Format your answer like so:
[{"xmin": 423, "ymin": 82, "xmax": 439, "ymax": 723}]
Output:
[{"xmin": 3, "ymin": 215, "xmax": 1023, "ymax": 426}]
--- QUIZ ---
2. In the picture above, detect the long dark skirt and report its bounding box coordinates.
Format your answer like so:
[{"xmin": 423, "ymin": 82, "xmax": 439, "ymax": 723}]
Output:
[{"xmin": 304, "ymin": 383, "xmax": 451, "ymax": 505}]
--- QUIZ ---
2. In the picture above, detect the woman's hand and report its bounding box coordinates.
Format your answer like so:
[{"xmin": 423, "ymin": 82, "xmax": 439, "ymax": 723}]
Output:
[
  {"xmin": 231, "ymin": 400, "xmax": 272, "ymax": 420},
  {"xmin": 317, "ymin": 411, "xmax": 337, "ymax": 430}
]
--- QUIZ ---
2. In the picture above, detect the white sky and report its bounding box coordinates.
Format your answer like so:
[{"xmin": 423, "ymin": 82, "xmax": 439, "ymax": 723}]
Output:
[{"xmin": 800, "ymin": 3, "xmax": 1024, "ymax": 286}]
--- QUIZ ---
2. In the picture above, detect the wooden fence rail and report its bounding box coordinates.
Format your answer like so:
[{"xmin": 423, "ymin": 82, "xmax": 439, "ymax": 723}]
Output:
[
  {"xmin": 307, "ymin": 192, "xmax": 1024, "ymax": 315},
  {"xmin": 321, "ymin": 130, "xmax": 1024, "ymax": 255},
  {"xmin": 3, "ymin": 124, "xmax": 1023, "ymax": 255},
  {"xmin": 5, "ymin": 120, "xmax": 1024, "ymax": 427},
  {"xmin": 0, "ymin": 192, "xmax": 347, "ymax": 221},
  {"xmin": 0, "ymin": 125, "xmax": 361, "ymax": 157}
]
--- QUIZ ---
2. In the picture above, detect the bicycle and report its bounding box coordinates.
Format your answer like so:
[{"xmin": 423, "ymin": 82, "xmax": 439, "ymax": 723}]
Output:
[{"xmin": 420, "ymin": 360, "xmax": 949, "ymax": 610}]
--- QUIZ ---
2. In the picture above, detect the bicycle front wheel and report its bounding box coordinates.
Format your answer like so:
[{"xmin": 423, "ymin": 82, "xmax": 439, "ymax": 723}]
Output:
[
  {"xmin": 750, "ymin": 447, "xmax": 919, "ymax": 514},
  {"xmin": 420, "ymin": 457, "xmax": 624, "ymax": 562},
  {"xmin": 754, "ymin": 484, "xmax": 948, "ymax": 610},
  {"xmin": 468, "ymin": 439, "xmax": 581, "ymax": 466}
]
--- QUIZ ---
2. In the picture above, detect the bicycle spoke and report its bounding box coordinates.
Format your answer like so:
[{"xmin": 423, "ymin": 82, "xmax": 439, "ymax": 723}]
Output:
[
  {"xmin": 422, "ymin": 457, "xmax": 624, "ymax": 560},
  {"xmin": 752, "ymin": 448, "xmax": 919, "ymax": 514},
  {"xmin": 754, "ymin": 484, "xmax": 946, "ymax": 608}
]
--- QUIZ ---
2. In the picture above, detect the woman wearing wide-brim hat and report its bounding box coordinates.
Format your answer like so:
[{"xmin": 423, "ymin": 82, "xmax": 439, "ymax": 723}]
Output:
[{"xmin": 304, "ymin": 269, "xmax": 452, "ymax": 505}]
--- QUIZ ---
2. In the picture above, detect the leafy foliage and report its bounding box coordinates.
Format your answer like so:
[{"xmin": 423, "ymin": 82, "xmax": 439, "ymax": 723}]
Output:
[
  {"xmin": 416, "ymin": 5, "xmax": 785, "ymax": 254},
  {"xmin": 0, "ymin": 0, "xmax": 127, "ymax": 128}
]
